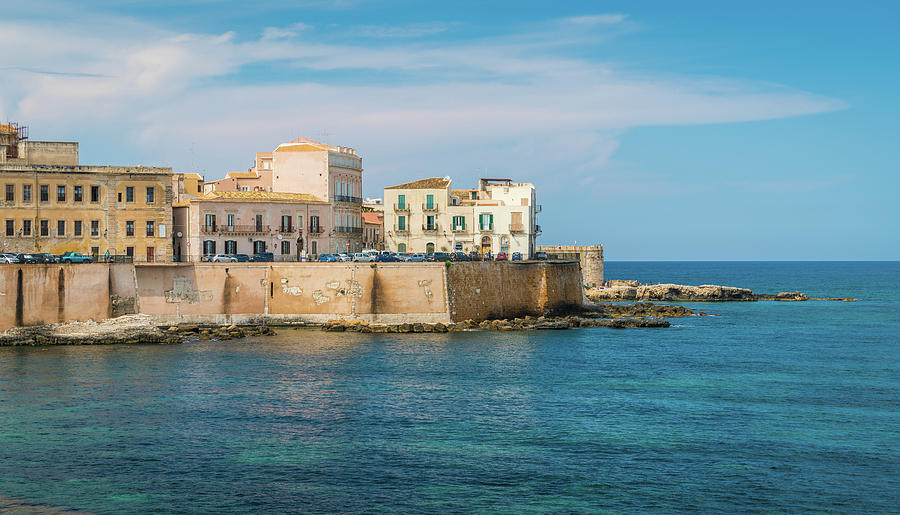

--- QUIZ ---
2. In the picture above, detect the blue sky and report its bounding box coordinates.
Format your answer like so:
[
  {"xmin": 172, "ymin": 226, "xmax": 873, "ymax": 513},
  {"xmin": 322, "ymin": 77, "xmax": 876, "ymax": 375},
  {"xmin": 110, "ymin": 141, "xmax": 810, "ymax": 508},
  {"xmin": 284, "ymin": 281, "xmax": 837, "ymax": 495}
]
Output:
[{"xmin": 2, "ymin": 0, "xmax": 897, "ymax": 259}]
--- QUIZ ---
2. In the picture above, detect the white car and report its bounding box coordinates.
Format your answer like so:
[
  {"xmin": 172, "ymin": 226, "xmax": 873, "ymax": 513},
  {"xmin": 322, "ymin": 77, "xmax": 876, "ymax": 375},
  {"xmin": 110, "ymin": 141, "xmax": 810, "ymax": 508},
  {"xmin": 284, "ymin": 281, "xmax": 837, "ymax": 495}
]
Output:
[
  {"xmin": 352, "ymin": 252, "xmax": 376, "ymax": 262},
  {"xmin": 211, "ymin": 254, "xmax": 237, "ymax": 263},
  {"xmin": 337, "ymin": 253, "xmax": 353, "ymax": 262},
  {"xmin": 0, "ymin": 253, "xmax": 19, "ymax": 264}
]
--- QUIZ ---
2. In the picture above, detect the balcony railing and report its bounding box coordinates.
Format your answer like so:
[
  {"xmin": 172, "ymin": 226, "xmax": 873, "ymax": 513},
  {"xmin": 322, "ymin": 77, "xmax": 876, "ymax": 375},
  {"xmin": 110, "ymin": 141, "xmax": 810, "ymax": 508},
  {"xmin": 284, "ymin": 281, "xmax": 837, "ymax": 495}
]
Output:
[
  {"xmin": 479, "ymin": 225, "xmax": 494, "ymax": 232},
  {"xmin": 510, "ymin": 223, "xmax": 524, "ymax": 233},
  {"xmin": 308, "ymin": 225, "xmax": 323, "ymax": 234},
  {"xmin": 218, "ymin": 225, "xmax": 270, "ymax": 234},
  {"xmin": 422, "ymin": 203, "xmax": 439, "ymax": 212},
  {"xmin": 334, "ymin": 195, "xmax": 363, "ymax": 203},
  {"xmin": 394, "ymin": 203, "xmax": 409, "ymax": 211},
  {"xmin": 451, "ymin": 225, "xmax": 467, "ymax": 232},
  {"xmin": 335, "ymin": 226, "xmax": 363, "ymax": 234},
  {"xmin": 278, "ymin": 225, "xmax": 295, "ymax": 234},
  {"xmin": 394, "ymin": 225, "xmax": 409, "ymax": 233},
  {"xmin": 422, "ymin": 223, "xmax": 439, "ymax": 232},
  {"xmin": 202, "ymin": 224, "xmax": 218, "ymax": 233}
]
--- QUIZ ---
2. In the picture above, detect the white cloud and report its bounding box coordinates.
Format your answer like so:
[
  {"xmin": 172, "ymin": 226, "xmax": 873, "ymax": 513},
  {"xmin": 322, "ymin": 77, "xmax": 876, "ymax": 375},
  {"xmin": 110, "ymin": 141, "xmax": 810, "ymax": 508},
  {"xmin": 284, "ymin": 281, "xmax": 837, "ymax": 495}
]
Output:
[
  {"xmin": 0, "ymin": 4, "xmax": 845, "ymax": 192},
  {"xmin": 562, "ymin": 14, "xmax": 628, "ymax": 25},
  {"xmin": 355, "ymin": 22, "xmax": 450, "ymax": 39}
]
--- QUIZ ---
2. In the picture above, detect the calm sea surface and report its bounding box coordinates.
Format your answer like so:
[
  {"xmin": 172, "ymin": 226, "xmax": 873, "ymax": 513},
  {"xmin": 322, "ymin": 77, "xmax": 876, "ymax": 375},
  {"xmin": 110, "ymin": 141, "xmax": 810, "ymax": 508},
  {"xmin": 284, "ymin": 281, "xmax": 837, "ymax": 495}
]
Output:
[{"xmin": 1, "ymin": 262, "xmax": 898, "ymax": 513}]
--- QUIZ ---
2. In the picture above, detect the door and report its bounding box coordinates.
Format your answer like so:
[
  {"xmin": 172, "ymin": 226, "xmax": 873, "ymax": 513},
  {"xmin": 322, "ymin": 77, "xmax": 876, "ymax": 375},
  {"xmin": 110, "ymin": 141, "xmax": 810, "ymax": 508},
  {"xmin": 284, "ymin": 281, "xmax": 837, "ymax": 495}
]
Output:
[
  {"xmin": 426, "ymin": 242, "xmax": 435, "ymax": 253},
  {"xmin": 146, "ymin": 247, "xmax": 155, "ymax": 263}
]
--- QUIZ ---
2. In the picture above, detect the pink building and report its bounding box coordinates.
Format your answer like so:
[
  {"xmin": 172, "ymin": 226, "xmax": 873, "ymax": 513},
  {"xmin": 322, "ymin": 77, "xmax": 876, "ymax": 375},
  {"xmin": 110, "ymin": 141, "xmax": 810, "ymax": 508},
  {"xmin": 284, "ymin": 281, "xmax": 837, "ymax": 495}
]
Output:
[
  {"xmin": 204, "ymin": 138, "xmax": 364, "ymax": 253},
  {"xmin": 173, "ymin": 191, "xmax": 331, "ymax": 261}
]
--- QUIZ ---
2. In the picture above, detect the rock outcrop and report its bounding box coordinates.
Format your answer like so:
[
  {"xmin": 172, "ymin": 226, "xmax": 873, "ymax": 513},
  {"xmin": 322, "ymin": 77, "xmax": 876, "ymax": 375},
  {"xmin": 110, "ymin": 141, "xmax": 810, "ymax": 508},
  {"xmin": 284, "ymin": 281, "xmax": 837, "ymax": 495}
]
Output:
[{"xmin": 587, "ymin": 283, "xmax": 755, "ymax": 302}]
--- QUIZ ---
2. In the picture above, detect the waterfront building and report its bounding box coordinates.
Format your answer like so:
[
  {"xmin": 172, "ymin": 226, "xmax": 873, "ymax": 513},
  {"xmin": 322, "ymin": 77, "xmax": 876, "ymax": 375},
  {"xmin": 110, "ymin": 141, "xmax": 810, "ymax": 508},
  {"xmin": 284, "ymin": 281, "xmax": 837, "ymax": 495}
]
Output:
[
  {"xmin": 362, "ymin": 211, "xmax": 384, "ymax": 250},
  {"xmin": 204, "ymin": 138, "xmax": 364, "ymax": 253},
  {"xmin": 0, "ymin": 123, "xmax": 173, "ymax": 261},
  {"xmin": 172, "ymin": 191, "xmax": 330, "ymax": 261},
  {"xmin": 383, "ymin": 177, "xmax": 540, "ymax": 257},
  {"xmin": 172, "ymin": 172, "xmax": 204, "ymax": 204}
]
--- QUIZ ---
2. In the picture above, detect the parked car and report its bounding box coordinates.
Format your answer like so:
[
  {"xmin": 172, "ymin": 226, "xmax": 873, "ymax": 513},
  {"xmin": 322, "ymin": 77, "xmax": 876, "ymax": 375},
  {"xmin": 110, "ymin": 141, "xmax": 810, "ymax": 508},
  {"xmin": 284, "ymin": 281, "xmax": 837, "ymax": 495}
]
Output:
[
  {"xmin": 318, "ymin": 253, "xmax": 338, "ymax": 262},
  {"xmin": 60, "ymin": 252, "xmax": 94, "ymax": 264},
  {"xmin": 432, "ymin": 252, "xmax": 452, "ymax": 262},
  {"xmin": 468, "ymin": 251, "xmax": 482, "ymax": 262},
  {"xmin": 37, "ymin": 253, "xmax": 60, "ymax": 263},
  {"xmin": 0, "ymin": 253, "xmax": 20, "ymax": 264},
  {"xmin": 337, "ymin": 253, "xmax": 353, "ymax": 262},
  {"xmin": 211, "ymin": 254, "xmax": 238, "ymax": 263},
  {"xmin": 450, "ymin": 252, "xmax": 470, "ymax": 262},
  {"xmin": 496, "ymin": 252, "xmax": 508, "ymax": 261},
  {"xmin": 511, "ymin": 252, "xmax": 522, "ymax": 261},
  {"xmin": 250, "ymin": 252, "xmax": 274, "ymax": 262},
  {"xmin": 535, "ymin": 251, "xmax": 549, "ymax": 260},
  {"xmin": 376, "ymin": 252, "xmax": 398, "ymax": 262},
  {"xmin": 352, "ymin": 252, "xmax": 376, "ymax": 262},
  {"xmin": 201, "ymin": 254, "xmax": 213, "ymax": 262},
  {"xmin": 395, "ymin": 253, "xmax": 411, "ymax": 262},
  {"xmin": 16, "ymin": 253, "xmax": 42, "ymax": 264},
  {"xmin": 231, "ymin": 254, "xmax": 251, "ymax": 262}
]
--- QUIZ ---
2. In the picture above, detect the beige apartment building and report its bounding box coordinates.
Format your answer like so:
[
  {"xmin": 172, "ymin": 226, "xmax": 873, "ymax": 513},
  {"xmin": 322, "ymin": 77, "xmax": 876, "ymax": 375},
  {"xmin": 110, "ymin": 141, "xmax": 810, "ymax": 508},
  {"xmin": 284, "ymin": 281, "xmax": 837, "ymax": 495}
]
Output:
[
  {"xmin": 204, "ymin": 138, "xmax": 364, "ymax": 253},
  {"xmin": 383, "ymin": 177, "xmax": 540, "ymax": 257},
  {"xmin": 0, "ymin": 123, "xmax": 173, "ymax": 261},
  {"xmin": 173, "ymin": 191, "xmax": 330, "ymax": 261}
]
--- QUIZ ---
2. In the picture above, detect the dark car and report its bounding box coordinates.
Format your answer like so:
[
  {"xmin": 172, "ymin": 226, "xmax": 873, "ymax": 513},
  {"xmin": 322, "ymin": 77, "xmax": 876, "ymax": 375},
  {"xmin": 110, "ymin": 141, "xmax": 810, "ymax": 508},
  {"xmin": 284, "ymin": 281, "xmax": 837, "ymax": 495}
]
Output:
[
  {"xmin": 496, "ymin": 252, "xmax": 508, "ymax": 261},
  {"xmin": 17, "ymin": 253, "xmax": 42, "ymax": 264},
  {"xmin": 468, "ymin": 251, "xmax": 481, "ymax": 262},
  {"xmin": 511, "ymin": 252, "xmax": 522, "ymax": 261},
  {"xmin": 37, "ymin": 253, "xmax": 60, "ymax": 263},
  {"xmin": 535, "ymin": 251, "xmax": 549, "ymax": 260},
  {"xmin": 450, "ymin": 252, "xmax": 469, "ymax": 262},
  {"xmin": 376, "ymin": 252, "xmax": 398, "ymax": 262},
  {"xmin": 250, "ymin": 252, "xmax": 274, "ymax": 262},
  {"xmin": 231, "ymin": 254, "xmax": 251, "ymax": 262},
  {"xmin": 432, "ymin": 252, "xmax": 452, "ymax": 262}
]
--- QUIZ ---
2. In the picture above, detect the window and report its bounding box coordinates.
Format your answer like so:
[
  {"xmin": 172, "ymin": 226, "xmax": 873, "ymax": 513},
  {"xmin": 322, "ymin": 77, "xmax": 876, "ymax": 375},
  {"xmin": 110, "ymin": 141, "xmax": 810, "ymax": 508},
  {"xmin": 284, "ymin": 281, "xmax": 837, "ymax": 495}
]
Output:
[
  {"xmin": 57, "ymin": 185, "xmax": 66, "ymax": 202},
  {"xmin": 281, "ymin": 214, "xmax": 292, "ymax": 232},
  {"xmin": 74, "ymin": 220, "xmax": 82, "ymax": 237},
  {"xmin": 146, "ymin": 221, "xmax": 155, "ymax": 237},
  {"xmin": 253, "ymin": 240, "xmax": 266, "ymax": 254},
  {"xmin": 40, "ymin": 185, "xmax": 49, "ymax": 202},
  {"xmin": 224, "ymin": 240, "xmax": 237, "ymax": 254},
  {"xmin": 205, "ymin": 214, "xmax": 216, "ymax": 231},
  {"xmin": 22, "ymin": 219, "xmax": 32, "ymax": 236},
  {"xmin": 425, "ymin": 215, "xmax": 435, "ymax": 230},
  {"xmin": 5, "ymin": 220, "xmax": 13, "ymax": 236},
  {"xmin": 91, "ymin": 185, "xmax": 100, "ymax": 202},
  {"xmin": 310, "ymin": 215, "xmax": 320, "ymax": 232},
  {"xmin": 126, "ymin": 187, "xmax": 134, "ymax": 202},
  {"xmin": 398, "ymin": 243, "xmax": 407, "ymax": 253},
  {"xmin": 73, "ymin": 185, "xmax": 83, "ymax": 202},
  {"xmin": 426, "ymin": 194, "xmax": 434, "ymax": 210},
  {"xmin": 226, "ymin": 214, "xmax": 234, "ymax": 227},
  {"xmin": 398, "ymin": 215, "xmax": 407, "ymax": 231},
  {"xmin": 426, "ymin": 242, "xmax": 435, "ymax": 253},
  {"xmin": 118, "ymin": 192, "xmax": 122, "ymax": 202},
  {"xmin": 479, "ymin": 213, "xmax": 494, "ymax": 230},
  {"xmin": 281, "ymin": 241, "xmax": 290, "ymax": 255},
  {"xmin": 255, "ymin": 214, "xmax": 263, "ymax": 232},
  {"xmin": 197, "ymin": 184, "xmax": 202, "ymax": 193},
  {"xmin": 453, "ymin": 216, "xmax": 466, "ymax": 230},
  {"xmin": 91, "ymin": 220, "xmax": 99, "ymax": 237},
  {"xmin": 57, "ymin": 220, "xmax": 65, "ymax": 236},
  {"xmin": 91, "ymin": 247, "xmax": 99, "ymax": 259},
  {"xmin": 5, "ymin": 185, "xmax": 13, "ymax": 202},
  {"xmin": 146, "ymin": 187, "xmax": 155, "ymax": 203},
  {"xmin": 23, "ymin": 185, "xmax": 31, "ymax": 202},
  {"xmin": 40, "ymin": 220, "xmax": 49, "ymax": 236},
  {"xmin": 397, "ymin": 194, "xmax": 406, "ymax": 209},
  {"xmin": 203, "ymin": 240, "xmax": 216, "ymax": 255},
  {"xmin": 471, "ymin": 191, "xmax": 477, "ymax": 200},
  {"xmin": 296, "ymin": 214, "xmax": 303, "ymax": 230},
  {"xmin": 126, "ymin": 246, "xmax": 134, "ymax": 257},
  {"xmin": 125, "ymin": 220, "xmax": 134, "ymax": 237},
  {"xmin": 311, "ymin": 241, "xmax": 317, "ymax": 255}
]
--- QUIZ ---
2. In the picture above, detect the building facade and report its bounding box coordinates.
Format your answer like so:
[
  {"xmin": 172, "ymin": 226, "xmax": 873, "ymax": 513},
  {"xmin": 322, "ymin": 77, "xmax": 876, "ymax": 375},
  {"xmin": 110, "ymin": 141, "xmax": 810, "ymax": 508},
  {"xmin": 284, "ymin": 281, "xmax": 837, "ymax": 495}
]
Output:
[
  {"xmin": 0, "ymin": 126, "xmax": 173, "ymax": 261},
  {"xmin": 173, "ymin": 191, "xmax": 331, "ymax": 261},
  {"xmin": 383, "ymin": 177, "xmax": 540, "ymax": 257},
  {"xmin": 362, "ymin": 211, "xmax": 384, "ymax": 250},
  {"xmin": 204, "ymin": 138, "xmax": 364, "ymax": 253}
]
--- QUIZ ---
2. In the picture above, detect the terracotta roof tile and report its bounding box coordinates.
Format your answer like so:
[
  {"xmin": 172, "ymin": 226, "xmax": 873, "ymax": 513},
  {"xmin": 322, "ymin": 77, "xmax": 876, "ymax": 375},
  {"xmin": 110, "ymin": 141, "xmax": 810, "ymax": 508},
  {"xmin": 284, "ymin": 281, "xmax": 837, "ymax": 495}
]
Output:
[
  {"xmin": 183, "ymin": 191, "xmax": 327, "ymax": 204},
  {"xmin": 385, "ymin": 177, "xmax": 451, "ymax": 190}
]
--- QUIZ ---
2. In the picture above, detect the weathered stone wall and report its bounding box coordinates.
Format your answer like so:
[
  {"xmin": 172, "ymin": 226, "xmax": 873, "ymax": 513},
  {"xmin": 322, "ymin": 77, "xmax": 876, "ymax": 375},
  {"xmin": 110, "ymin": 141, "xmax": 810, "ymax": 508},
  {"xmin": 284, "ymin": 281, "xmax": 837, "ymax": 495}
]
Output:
[
  {"xmin": 537, "ymin": 244, "xmax": 604, "ymax": 286},
  {"xmin": 0, "ymin": 261, "xmax": 581, "ymax": 331},
  {"xmin": 446, "ymin": 261, "xmax": 583, "ymax": 321},
  {"xmin": 0, "ymin": 264, "xmax": 110, "ymax": 330}
]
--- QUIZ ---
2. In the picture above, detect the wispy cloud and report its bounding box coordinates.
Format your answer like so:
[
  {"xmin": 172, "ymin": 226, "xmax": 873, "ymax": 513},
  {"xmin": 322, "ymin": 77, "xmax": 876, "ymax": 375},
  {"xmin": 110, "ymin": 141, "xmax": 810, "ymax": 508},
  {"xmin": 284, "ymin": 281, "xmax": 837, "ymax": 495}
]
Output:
[
  {"xmin": 561, "ymin": 14, "xmax": 628, "ymax": 25},
  {"xmin": 355, "ymin": 22, "xmax": 450, "ymax": 39},
  {"xmin": 261, "ymin": 22, "xmax": 312, "ymax": 40}
]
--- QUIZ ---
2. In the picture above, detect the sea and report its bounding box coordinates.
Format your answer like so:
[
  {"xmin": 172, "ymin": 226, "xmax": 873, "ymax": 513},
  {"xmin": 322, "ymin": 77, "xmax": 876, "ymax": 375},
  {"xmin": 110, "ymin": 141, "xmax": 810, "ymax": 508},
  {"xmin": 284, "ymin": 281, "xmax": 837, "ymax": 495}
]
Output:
[{"xmin": 0, "ymin": 261, "xmax": 897, "ymax": 514}]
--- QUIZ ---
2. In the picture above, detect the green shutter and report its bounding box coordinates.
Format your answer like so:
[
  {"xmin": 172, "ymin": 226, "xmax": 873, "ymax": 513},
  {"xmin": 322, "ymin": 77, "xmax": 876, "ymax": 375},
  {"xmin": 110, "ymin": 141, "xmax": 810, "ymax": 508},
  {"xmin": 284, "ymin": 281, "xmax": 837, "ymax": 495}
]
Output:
[
  {"xmin": 489, "ymin": 214, "xmax": 494, "ymax": 229},
  {"xmin": 398, "ymin": 215, "xmax": 405, "ymax": 230},
  {"xmin": 461, "ymin": 216, "xmax": 466, "ymax": 230},
  {"xmin": 426, "ymin": 194, "xmax": 434, "ymax": 209},
  {"xmin": 398, "ymin": 194, "xmax": 405, "ymax": 209}
]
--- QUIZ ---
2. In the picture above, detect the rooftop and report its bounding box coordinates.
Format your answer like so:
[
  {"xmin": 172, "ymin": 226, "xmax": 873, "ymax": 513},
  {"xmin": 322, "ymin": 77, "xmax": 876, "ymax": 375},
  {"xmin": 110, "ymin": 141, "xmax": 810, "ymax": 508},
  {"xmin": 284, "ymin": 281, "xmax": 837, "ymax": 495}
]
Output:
[
  {"xmin": 176, "ymin": 190, "xmax": 327, "ymax": 205},
  {"xmin": 385, "ymin": 177, "xmax": 451, "ymax": 190},
  {"xmin": 362, "ymin": 212, "xmax": 382, "ymax": 224}
]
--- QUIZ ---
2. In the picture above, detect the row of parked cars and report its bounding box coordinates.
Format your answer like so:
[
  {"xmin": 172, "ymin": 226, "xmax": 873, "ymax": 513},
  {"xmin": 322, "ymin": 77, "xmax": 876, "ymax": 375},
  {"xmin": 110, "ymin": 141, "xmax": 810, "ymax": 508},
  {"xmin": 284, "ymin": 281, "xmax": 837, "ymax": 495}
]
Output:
[
  {"xmin": 315, "ymin": 250, "xmax": 549, "ymax": 263},
  {"xmin": 0, "ymin": 252, "xmax": 95, "ymax": 264},
  {"xmin": 201, "ymin": 252, "xmax": 275, "ymax": 263}
]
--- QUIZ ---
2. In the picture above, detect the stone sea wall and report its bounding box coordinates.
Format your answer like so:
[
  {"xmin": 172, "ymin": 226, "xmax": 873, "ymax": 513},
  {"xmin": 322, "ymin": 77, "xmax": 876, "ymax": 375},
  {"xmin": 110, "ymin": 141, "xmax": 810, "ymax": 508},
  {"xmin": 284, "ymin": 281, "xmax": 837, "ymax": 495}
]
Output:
[{"xmin": 0, "ymin": 261, "xmax": 583, "ymax": 332}]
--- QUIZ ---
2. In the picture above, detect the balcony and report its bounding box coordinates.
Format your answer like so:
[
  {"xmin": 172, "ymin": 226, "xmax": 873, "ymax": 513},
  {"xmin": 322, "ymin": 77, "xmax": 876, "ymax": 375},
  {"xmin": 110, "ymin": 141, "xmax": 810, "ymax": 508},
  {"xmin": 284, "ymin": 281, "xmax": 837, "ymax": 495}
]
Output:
[
  {"xmin": 535, "ymin": 224, "xmax": 542, "ymax": 234},
  {"xmin": 510, "ymin": 223, "xmax": 524, "ymax": 233},
  {"xmin": 333, "ymin": 195, "xmax": 363, "ymax": 204},
  {"xmin": 278, "ymin": 225, "xmax": 296, "ymax": 234},
  {"xmin": 394, "ymin": 203, "xmax": 409, "ymax": 212},
  {"xmin": 422, "ymin": 203, "xmax": 439, "ymax": 212},
  {"xmin": 535, "ymin": 204, "xmax": 542, "ymax": 213},
  {"xmin": 451, "ymin": 225, "xmax": 467, "ymax": 232},
  {"xmin": 422, "ymin": 222, "xmax": 439, "ymax": 232},
  {"xmin": 219, "ymin": 225, "xmax": 270, "ymax": 234},
  {"xmin": 335, "ymin": 226, "xmax": 363, "ymax": 234},
  {"xmin": 479, "ymin": 225, "xmax": 494, "ymax": 232},
  {"xmin": 202, "ymin": 224, "xmax": 218, "ymax": 234},
  {"xmin": 308, "ymin": 225, "xmax": 323, "ymax": 235},
  {"xmin": 394, "ymin": 225, "xmax": 409, "ymax": 233}
]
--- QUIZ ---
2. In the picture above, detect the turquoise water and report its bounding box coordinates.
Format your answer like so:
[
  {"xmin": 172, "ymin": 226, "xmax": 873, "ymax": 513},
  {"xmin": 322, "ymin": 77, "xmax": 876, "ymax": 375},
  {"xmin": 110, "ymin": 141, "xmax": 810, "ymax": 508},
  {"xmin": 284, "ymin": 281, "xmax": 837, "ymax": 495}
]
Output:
[{"xmin": 0, "ymin": 262, "xmax": 898, "ymax": 513}]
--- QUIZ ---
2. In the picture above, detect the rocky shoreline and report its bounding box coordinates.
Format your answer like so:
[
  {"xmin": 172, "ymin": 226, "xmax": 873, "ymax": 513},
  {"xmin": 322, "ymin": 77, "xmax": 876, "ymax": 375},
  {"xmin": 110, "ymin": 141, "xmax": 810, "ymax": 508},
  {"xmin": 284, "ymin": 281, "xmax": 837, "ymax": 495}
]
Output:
[
  {"xmin": 588, "ymin": 281, "xmax": 856, "ymax": 302},
  {"xmin": 0, "ymin": 302, "xmax": 706, "ymax": 346}
]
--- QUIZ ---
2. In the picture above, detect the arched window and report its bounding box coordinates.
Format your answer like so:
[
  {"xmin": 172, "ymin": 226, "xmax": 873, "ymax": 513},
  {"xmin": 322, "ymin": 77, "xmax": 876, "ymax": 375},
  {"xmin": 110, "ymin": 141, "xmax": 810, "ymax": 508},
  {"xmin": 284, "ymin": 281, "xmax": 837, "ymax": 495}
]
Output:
[
  {"xmin": 398, "ymin": 243, "xmax": 407, "ymax": 253},
  {"xmin": 500, "ymin": 236, "xmax": 510, "ymax": 253},
  {"xmin": 426, "ymin": 242, "xmax": 435, "ymax": 254}
]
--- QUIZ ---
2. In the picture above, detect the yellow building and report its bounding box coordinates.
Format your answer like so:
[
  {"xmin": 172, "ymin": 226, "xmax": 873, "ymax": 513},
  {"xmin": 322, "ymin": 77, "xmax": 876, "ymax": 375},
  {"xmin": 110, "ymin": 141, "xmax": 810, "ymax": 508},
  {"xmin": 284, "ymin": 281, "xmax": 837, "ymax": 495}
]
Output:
[
  {"xmin": 173, "ymin": 172, "xmax": 205, "ymax": 204},
  {"xmin": 0, "ymin": 125, "xmax": 173, "ymax": 261}
]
